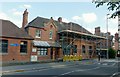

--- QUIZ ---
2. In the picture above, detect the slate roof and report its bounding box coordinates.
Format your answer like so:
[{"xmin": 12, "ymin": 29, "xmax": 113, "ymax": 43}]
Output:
[
  {"xmin": 26, "ymin": 17, "xmax": 49, "ymax": 28},
  {"xmin": 25, "ymin": 16, "xmax": 92, "ymax": 34},
  {"xmin": 0, "ymin": 19, "xmax": 33, "ymax": 40}
]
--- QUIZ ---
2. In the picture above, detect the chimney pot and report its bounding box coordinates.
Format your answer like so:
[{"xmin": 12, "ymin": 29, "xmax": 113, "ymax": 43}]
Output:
[
  {"xmin": 22, "ymin": 9, "xmax": 28, "ymax": 29},
  {"xmin": 58, "ymin": 17, "xmax": 62, "ymax": 22}
]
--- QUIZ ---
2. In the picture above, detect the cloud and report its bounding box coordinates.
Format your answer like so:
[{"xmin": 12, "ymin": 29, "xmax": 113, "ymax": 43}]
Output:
[
  {"xmin": 0, "ymin": 12, "xmax": 9, "ymax": 20},
  {"xmin": 54, "ymin": 16, "xmax": 70, "ymax": 23},
  {"xmin": 72, "ymin": 16, "xmax": 81, "ymax": 21},
  {"xmin": 10, "ymin": 9, "xmax": 22, "ymax": 16},
  {"xmin": 110, "ymin": 17, "xmax": 118, "ymax": 24},
  {"xmin": 23, "ymin": 4, "xmax": 31, "ymax": 8},
  {"xmin": 0, "ymin": 12, "xmax": 22, "ymax": 28},
  {"xmin": 20, "ymin": 4, "xmax": 31, "ymax": 9},
  {"xmin": 103, "ymin": 15, "xmax": 118, "ymax": 35},
  {"xmin": 13, "ymin": 11, "xmax": 22, "ymax": 16},
  {"xmin": 82, "ymin": 13, "xmax": 97, "ymax": 23},
  {"xmin": 62, "ymin": 18, "xmax": 70, "ymax": 23}
]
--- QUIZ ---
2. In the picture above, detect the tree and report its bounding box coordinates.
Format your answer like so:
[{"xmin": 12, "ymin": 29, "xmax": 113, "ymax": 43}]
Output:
[
  {"xmin": 93, "ymin": 0, "xmax": 120, "ymax": 18},
  {"xmin": 108, "ymin": 48, "xmax": 116, "ymax": 58}
]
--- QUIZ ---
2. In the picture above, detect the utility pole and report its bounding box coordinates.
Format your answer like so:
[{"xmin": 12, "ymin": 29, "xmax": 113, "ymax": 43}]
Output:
[
  {"xmin": 106, "ymin": 14, "xmax": 109, "ymax": 59},
  {"xmin": 118, "ymin": 10, "xmax": 120, "ymax": 50}
]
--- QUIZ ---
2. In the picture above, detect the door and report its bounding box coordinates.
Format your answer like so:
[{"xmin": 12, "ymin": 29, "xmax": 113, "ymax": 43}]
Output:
[{"xmin": 50, "ymin": 48, "xmax": 53, "ymax": 59}]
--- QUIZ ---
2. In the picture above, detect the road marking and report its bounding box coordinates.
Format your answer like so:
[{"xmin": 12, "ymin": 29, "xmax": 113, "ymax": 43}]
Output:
[
  {"xmin": 61, "ymin": 71, "xmax": 75, "ymax": 75},
  {"xmin": 102, "ymin": 63, "xmax": 108, "ymax": 65},
  {"xmin": 110, "ymin": 72, "xmax": 120, "ymax": 77},
  {"xmin": 2, "ymin": 64, "xmax": 66, "ymax": 74},
  {"xmin": 60, "ymin": 67, "xmax": 100, "ymax": 76},
  {"xmin": 111, "ymin": 63, "xmax": 116, "ymax": 66},
  {"xmin": 51, "ymin": 65, "xmax": 66, "ymax": 68}
]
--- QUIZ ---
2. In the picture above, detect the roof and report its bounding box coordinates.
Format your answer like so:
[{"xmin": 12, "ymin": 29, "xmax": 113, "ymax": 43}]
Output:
[
  {"xmin": 26, "ymin": 17, "xmax": 49, "ymax": 28},
  {"xmin": 33, "ymin": 40, "xmax": 50, "ymax": 47},
  {"xmin": 0, "ymin": 19, "xmax": 33, "ymax": 40},
  {"xmin": 54, "ymin": 21, "xmax": 92, "ymax": 34},
  {"xmin": 25, "ymin": 16, "xmax": 92, "ymax": 35},
  {"xmin": 33, "ymin": 40, "xmax": 61, "ymax": 47},
  {"xmin": 58, "ymin": 30, "xmax": 106, "ymax": 39},
  {"xmin": 47, "ymin": 41, "xmax": 61, "ymax": 47}
]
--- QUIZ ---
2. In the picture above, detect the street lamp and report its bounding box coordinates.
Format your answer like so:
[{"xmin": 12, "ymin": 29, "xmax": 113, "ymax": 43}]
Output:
[{"xmin": 106, "ymin": 14, "xmax": 109, "ymax": 59}]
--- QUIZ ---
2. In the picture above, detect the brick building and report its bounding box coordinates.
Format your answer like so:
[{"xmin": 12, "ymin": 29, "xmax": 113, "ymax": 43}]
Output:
[
  {"xmin": 0, "ymin": 9, "xmax": 109, "ymax": 63},
  {"xmin": 113, "ymin": 33, "xmax": 119, "ymax": 51},
  {"xmin": 95, "ymin": 27, "xmax": 114, "ymax": 58},
  {"xmin": 0, "ymin": 19, "xmax": 33, "ymax": 63},
  {"xmin": 22, "ymin": 10, "xmax": 106, "ymax": 61}
]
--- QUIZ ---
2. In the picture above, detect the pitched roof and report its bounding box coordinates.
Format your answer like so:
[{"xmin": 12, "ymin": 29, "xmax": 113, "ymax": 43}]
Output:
[
  {"xmin": 25, "ymin": 16, "xmax": 92, "ymax": 34},
  {"xmin": 26, "ymin": 17, "xmax": 49, "ymax": 28},
  {"xmin": 0, "ymin": 19, "xmax": 33, "ymax": 40}
]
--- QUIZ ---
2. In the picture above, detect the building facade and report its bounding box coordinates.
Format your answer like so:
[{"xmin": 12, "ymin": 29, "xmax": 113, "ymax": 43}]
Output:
[
  {"xmin": 1, "ymin": 9, "xmax": 109, "ymax": 63},
  {"xmin": 94, "ymin": 27, "xmax": 114, "ymax": 58},
  {"xmin": 113, "ymin": 33, "xmax": 119, "ymax": 51},
  {"xmin": 22, "ymin": 10, "xmax": 106, "ymax": 61},
  {"xmin": 0, "ymin": 19, "xmax": 33, "ymax": 63}
]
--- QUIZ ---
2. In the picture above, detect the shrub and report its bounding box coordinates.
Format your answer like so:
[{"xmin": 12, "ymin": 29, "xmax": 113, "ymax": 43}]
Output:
[{"xmin": 108, "ymin": 48, "xmax": 116, "ymax": 58}]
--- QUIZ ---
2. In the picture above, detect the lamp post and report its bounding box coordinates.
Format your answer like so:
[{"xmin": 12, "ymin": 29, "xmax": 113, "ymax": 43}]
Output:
[{"xmin": 106, "ymin": 14, "xmax": 109, "ymax": 59}]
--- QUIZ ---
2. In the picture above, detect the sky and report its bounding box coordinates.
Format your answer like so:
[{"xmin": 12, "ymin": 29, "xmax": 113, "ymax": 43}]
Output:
[{"xmin": 0, "ymin": 0, "xmax": 118, "ymax": 35}]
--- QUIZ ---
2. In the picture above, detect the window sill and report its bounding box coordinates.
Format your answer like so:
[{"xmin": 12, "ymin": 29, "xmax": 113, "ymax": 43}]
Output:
[
  {"xmin": 20, "ymin": 53, "xmax": 27, "ymax": 55},
  {"xmin": 49, "ymin": 38, "xmax": 52, "ymax": 40},
  {"xmin": 35, "ymin": 36, "xmax": 41, "ymax": 38},
  {"xmin": 0, "ymin": 53, "xmax": 8, "ymax": 55},
  {"xmin": 38, "ymin": 55, "xmax": 48, "ymax": 57}
]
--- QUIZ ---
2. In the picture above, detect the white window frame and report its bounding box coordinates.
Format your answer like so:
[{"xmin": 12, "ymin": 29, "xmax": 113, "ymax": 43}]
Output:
[
  {"xmin": 37, "ymin": 48, "xmax": 48, "ymax": 56},
  {"xmin": 35, "ymin": 29, "xmax": 41, "ymax": 38}
]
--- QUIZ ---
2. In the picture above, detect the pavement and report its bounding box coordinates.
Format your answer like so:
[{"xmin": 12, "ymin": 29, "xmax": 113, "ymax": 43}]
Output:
[{"xmin": 0, "ymin": 58, "xmax": 120, "ymax": 75}]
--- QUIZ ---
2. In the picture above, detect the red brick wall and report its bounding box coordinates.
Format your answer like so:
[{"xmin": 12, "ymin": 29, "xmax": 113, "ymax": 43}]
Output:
[
  {"xmin": 1, "ymin": 37, "xmax": 32, "ymax": 62},
  {"xmin": 26, "ymin": 21, "xmax": 60, "ymax": 61},
  {"xmin": 27, "ymin": 23, "xmax": 57, "ymax": 41},
  {"xmin": 73, "ymin": 39, "xmax": 95, "ymax": 59}
]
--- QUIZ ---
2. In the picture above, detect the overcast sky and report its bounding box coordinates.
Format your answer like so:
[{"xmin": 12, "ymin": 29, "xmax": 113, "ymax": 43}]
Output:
[{"xmin": 0, "ymin": 0, "xmax": 118, "ymax": 35}]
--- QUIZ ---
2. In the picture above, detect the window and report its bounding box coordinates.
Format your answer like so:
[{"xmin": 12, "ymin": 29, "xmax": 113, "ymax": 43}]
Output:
[
  {"xmin": 37, "ymin": 48, "xmax": 48, "ymax": 56},
  {"xmin": 89, "ymin": 46, "xmax": 92, "ymax": 55},
  {"xmin": 49, "ymin": 30, "xmax": 53, "ymax": 39},
  {"xmin": 0, "ymin": 40, "xmax": 8, "ymax": 53},
  {"xmin": 36, "ymin": 29, "xmax": 41, "ymax": 38},
  {"xmin": 73, "ymin": 45, "xmax": 77, "ymax": 53},
  {"xmin": 82, "ymin": 45, "xmax": 85, "ymax": 53},
  {"xmin": 20, "ymin": 41, "xmax": 27, "ymax": 53}
]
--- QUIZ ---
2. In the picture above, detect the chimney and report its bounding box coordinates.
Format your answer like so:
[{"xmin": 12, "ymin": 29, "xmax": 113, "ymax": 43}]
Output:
[
  {"xmin": 51, "ymin": 17, "xmax": 53, "ymax": 20},
  {"xmin": 50, "ymin": 17, "xmax": 54, "ymax": 22},
  {"xmin": 22, "ymin": 9, "xmax": 28, "ymax": 29},
  {"xmin": 115, "ymin": 33, "xmax": 119, "ymax": 42},
  {"xmin": 95, "ymin": 27, "xmax": 100, "ymax": 36},
  {"xmin": 58, "ymin": 17, "xmax": 62, "ymax": 22}
]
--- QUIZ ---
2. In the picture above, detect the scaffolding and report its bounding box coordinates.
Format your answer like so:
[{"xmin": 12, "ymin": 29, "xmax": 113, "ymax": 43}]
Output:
[{"xmin": 58, "ymin": 24, "xmax": 106, "ymax": 59}]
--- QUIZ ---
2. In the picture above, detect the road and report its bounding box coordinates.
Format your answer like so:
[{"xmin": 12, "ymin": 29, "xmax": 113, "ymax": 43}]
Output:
[{"xmin": 1, "ymin": 59, "xmax": 120, "ymax": 77}]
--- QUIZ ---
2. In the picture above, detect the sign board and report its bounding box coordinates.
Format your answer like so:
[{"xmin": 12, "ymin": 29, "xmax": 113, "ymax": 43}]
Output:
[
  {"xmin": 31, "ymin": 55, "xmax": 37, "ymax": 62},
  {"xmin": 32, "ymin": 48, "xmax": 37, "ymax": 52},
  {"xmin": 10, "ymin": 44, "xmax": 19, "ymax": 46}
]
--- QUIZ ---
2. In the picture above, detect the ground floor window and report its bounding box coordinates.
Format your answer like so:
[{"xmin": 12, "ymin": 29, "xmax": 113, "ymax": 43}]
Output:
[
  {"xmin": 37, "ymin": 48, "xmax": 48, "ymax": 56},
  {"xmin": 20, "ymin": 41, "xmax": 27, "ymax": 53},
  {"xmin": 89, "ymin": 46, "xmax": 92, "ymax": 55},
  {"xmin": 82, "ymin": 45, "xmax": 86, "ymax": 53},
  {"xmin": 0, "ymin": 40, "xmax": 8, "ymax": 53}
]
